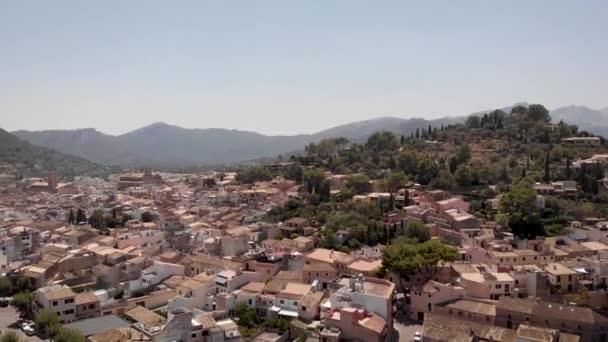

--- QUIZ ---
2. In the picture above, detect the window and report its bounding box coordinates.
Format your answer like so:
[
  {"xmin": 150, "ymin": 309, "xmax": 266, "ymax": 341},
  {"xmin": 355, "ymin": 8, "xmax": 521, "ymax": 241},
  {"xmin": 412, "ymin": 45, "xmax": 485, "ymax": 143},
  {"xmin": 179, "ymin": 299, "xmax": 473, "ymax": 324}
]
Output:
[
  {"xmin": 557, "ymin": 276, "xmax": 561, "ymax": 282},
  {"xmin": 486, "ymin": 317, "xmax": 490, "ymax": 322},
  {"xmin": 568, "ymin": 275, "xmax": 572, "ymax": 281},
  {"xmin": 65, "ymin": 298, "xmax": 74, "ymax": 304},
  {"xmin": 301, "ymin": 306, "xmax": 306, "ymax": 312},
  {"xmin": 495, "ymin": 284, "xmax": 502, "ymax": 289},
  {"xmin": 280, "ymin": 300, "xmax": 284, "ymax": 304},
  {"xmin": 458, "ymin": 311, "xmax": 463, "ymax": 317},
  {"xmin": 64, "ymin": 309, "xmax": 74, "ymax": 315},
  {"xmin": 53, "ymin": 301, "xmax": 58, "ymax": 306},
  {"xmin": 192, "ymin": 333, "xmax": 197, "ymax": 338},
  {"xmin": 249, "ymin": 299, "xmax": 252, "ymax": 305}
]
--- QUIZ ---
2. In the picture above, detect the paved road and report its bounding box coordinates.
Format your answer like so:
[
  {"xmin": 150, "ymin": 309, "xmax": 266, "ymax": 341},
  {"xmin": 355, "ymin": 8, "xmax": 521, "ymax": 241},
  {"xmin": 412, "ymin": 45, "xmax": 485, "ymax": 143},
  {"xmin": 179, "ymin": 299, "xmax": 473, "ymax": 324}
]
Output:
[
  {"xmin": 0, "ymin": 306, "xmax": 43, "ymax": 342},
  {"xmin": 391, "ymin": 310, "xmax": 422, "ymax": 342}
]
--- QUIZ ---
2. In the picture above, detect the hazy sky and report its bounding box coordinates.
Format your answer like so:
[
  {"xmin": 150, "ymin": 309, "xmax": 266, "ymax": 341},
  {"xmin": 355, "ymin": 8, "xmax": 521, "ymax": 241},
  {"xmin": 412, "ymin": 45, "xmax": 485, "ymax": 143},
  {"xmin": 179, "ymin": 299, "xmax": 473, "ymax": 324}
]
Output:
[{"xmin": 1, "ymin": 1, "xmax": 607, "ymax": 136}]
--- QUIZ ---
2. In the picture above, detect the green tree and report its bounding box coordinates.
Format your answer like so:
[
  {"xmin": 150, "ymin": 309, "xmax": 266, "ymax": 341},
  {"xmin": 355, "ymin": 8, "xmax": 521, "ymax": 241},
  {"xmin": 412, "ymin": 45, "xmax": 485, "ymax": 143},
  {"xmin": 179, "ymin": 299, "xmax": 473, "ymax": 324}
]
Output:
[
  {"xmin": 455, "ymin": 144, "xmax": 472, "ymax": 165},
  {"xmin": 88, "ymin": 209, "xmax": 106, "ymax": 229},
  {"xmin": 141, "ymin": 211, "xmax": 154, "ymax": 223},
  {"xmin": 430, "ymin": 170, "xmax": 454, "ymax": 189},
  {"xmin": 319, "ymin": 180, "xmax": 331, "ymax": 202},
  {"xmin": 303, "ymin": 168, "xmax": 326, "ymax": 194},
  {"xmin": 381, "ymin": 239, "xmax": 458, "ymax": 276},
  {"xmin": 454, "ymin": 164, "xmax": 474, "ymax": 186},
  {"xmin": 53, "ymin": 328, "xmax": 85, "ymax": 342},
  {"xmin": 67, "ymin": 209, "xmax": 75, "ymax": 224},
  {"xmin": 15, "ymin": 275, "xmax": 33, "ymax": 292},
  {"xmin": 366, "ymin": 131, "xmax": 399, "ymax": 152},
  {"xmin": 112, "ymin": 288, "xmax": 124, "ymax": 299},
  {"xmin": 415, "ymin": 158, "xmax": 437, "ymax": 185},
  {"xmin": 525, "ymin": 104, "xmax": 551, "ymax": 123},
  {"xmin": 121, "ymin": 213, "xmax": 133, "ymax": 226},
  {"xmin": 385, "ymin": 171, "xmax": 407, "ymax": 192},
  {"xmin": 0, "ymin": 277, "xmax": 13, "ymax": 297},
  {"xmin": 235, "ymin": 166, "xmax": 274, "ymax": 184},
  {"xmin": 0, "ymin": 330, "xmax": 20, "ymax": 342},
  {"xmin": 500, "ymin": 185, "xmax": 544, "ymax": 237},
  {"xmin": 544, "ymin": 148, "xmax": 551, "ymax": 183},
  {"xmin": 75, "ymin": 208, "xmax": 86, "ymax": 224},
  {"xmin": 396, "ymin": 150, "xmax": 419, "ymax": 175},
  {"xmin": 11, "ymin": 291, "xmax": 33, "ymax": 316},
  {"xmin": 406, "ymin": 221, "xmax": 431, "ymax": 242},
  {"xmin": 465, "ymin": 115, "xmax": 481, "ymax": 129},
  {"xmin": 35, "ymin": 309, "xmax": 60, "ymax": 337},
  {"xmin": 105, "ymin": 216, "xmax": 118, "ymax": 228},
  {"xmin": 345, "ymin": 174, "xmax": 370, "ymax": 195}
]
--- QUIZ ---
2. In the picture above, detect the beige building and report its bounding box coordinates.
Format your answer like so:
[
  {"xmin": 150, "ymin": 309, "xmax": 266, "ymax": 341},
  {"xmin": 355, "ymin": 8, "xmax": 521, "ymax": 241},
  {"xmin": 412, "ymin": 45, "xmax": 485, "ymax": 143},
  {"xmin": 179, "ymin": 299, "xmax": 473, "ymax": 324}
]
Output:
[
  {"xmin": 321, "ymin": 307, "xmax": 388, "ymax": 342},
  {"xmin": 496, "ymin": 297, "xmax": 608, "ymax": 342},
  {"xmin": 34, "ymin": 285, "xmax": 76, "ymax": 324},
  {"xmin": 543, "ymin": 262, "xmax": 577, "ymax": 293},
  {"xmin": 74, "ymin": 292, "xmax": 100, "ymax": 320},
  {"xmin": 409, "ymin": 281, "xmax": 465, "ymax": 321},
  {"xmin": 562, "ymin": 137, "xmax": 601, "ymax": 146}
]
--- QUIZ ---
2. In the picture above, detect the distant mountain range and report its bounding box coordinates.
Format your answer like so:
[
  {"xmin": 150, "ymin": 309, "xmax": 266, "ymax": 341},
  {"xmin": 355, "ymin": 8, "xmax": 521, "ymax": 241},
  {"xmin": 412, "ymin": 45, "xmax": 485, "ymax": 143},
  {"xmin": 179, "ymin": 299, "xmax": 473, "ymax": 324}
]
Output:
[
  {"xmin": 0, "ymin": 128, "xmax": 116, "ymax": 178},
  {"xmin": 12, "ymin": 117, "xmax": 462, "ymax": 167},
  {"xmin": 9, "ymin": 104, "xmax": 608, "ymax": 168},
  {"xmin": 550, "ymin": 105, "xmax": 608, "ymax": 138}
]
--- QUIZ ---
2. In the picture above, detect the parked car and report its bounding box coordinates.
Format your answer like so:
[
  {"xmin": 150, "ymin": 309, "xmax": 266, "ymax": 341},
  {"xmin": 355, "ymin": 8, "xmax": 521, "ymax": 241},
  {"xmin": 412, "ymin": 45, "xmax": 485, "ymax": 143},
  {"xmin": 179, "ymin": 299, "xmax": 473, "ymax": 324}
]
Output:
[
  {"xmin": 20, "ymin": 321, "xmax": 36, "ymax": 336},
  {"xmin": 414, "ymin": 331, "xmax": 422, "ymax": 342}
]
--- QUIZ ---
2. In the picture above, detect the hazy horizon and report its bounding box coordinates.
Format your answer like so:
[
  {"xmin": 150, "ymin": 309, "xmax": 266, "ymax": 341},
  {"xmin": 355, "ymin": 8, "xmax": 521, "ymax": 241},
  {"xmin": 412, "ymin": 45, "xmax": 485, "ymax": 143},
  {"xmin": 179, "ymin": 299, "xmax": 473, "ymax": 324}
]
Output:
[
  {"xmin": 6, "ymin": 102, "xmax": 608, "ymax": 137},
  {"xmin": 2, "ymin": 1, "xmax": 607, "ymax": 135}
]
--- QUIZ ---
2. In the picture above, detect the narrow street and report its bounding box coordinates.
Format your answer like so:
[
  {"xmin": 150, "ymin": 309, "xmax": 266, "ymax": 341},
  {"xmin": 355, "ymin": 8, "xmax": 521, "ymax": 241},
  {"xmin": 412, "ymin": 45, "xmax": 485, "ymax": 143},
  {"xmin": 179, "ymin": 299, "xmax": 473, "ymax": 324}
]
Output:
[{"xmin": 0, "ymin": 306, "xmax": 43, "ymax": 342}]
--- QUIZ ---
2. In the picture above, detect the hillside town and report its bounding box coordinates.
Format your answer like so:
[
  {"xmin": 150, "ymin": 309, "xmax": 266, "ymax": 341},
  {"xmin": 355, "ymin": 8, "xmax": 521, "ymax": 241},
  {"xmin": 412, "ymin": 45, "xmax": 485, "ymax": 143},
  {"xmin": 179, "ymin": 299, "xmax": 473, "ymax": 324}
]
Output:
[{"xmin": 1, "ymin": 115, "xmax": 608, "ymax": 342}]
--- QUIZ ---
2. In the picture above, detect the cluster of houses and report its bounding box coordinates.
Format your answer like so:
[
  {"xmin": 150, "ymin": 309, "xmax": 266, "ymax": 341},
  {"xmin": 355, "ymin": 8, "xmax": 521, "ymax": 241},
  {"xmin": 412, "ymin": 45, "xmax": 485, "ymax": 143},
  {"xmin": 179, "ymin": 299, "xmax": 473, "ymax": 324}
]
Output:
[
  {"xmin": 0, "ymin": 151, "xmax": 607, "ymax": 342},
  {"xmin": 0, "ymin": 171, "xmax": 397, "ymax": 342}
]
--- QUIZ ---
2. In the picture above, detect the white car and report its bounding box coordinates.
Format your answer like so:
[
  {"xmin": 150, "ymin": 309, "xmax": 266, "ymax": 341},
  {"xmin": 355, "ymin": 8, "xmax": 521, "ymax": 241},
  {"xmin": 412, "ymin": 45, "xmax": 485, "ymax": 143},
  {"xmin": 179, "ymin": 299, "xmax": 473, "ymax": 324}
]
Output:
[
  {"xmin": 20, "ymin": 321, "xmax": 36, "ymax": 336},
  {"xmin": 414, "ymin": 331, "xmax": 422, "ymax": 342}
]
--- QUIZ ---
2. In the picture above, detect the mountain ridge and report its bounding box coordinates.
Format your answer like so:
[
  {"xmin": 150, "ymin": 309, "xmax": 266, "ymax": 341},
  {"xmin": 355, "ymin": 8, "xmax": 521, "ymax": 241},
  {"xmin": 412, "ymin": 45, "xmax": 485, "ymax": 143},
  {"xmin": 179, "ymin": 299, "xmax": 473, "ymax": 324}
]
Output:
[
  {"xmin": 0, "ymin": 128, "xmax": 117, "ymax": 178},
  {"xmin": 11, "ymin": 103, "xmax": 607, "ymax": 167},
  {"xmin": 12, "ymin": 116, "xmax": 463, "ymax": 167}
]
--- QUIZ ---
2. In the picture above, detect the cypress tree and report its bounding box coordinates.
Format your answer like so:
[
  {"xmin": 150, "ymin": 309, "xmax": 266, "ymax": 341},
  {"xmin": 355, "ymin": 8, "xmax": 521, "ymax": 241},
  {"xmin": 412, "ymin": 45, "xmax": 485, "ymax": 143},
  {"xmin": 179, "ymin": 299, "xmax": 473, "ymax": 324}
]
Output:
[
  {"xmin": 67, "ymin": 209, "xmax": 75, "ymax": 224},
  {"xmin": 544, "ymin": 149, "xmax": 551, "ymax": 183},
  {"xmin": 76, "ymin": 208, "xmax": 86, "ymax": 224}
]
